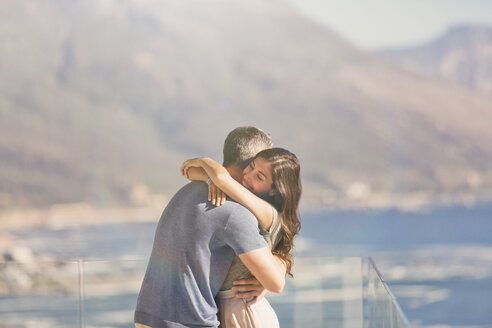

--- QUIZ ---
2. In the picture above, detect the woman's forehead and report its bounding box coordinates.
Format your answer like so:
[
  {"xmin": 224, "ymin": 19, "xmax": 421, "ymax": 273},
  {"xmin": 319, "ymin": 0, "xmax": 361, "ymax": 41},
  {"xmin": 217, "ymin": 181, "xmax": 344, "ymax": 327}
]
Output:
[{"xmin": 253, "ymin": 157, "xmax": 272, "ymax": 176}]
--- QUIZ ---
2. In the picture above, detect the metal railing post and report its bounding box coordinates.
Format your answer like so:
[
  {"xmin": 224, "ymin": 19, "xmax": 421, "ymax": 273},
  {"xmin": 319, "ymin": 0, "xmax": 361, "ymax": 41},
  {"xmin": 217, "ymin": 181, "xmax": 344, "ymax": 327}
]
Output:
[{"xmin": 78, "ymin": 259, "xmax": 85, "ymax": 328}]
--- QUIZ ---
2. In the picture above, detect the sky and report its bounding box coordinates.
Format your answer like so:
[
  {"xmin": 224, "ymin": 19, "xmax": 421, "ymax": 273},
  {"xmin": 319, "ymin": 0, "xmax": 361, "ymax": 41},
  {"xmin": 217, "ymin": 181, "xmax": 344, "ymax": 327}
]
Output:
[{"xmin": 286, "ymin": 0, "xmax": 492, "ymax": 50}]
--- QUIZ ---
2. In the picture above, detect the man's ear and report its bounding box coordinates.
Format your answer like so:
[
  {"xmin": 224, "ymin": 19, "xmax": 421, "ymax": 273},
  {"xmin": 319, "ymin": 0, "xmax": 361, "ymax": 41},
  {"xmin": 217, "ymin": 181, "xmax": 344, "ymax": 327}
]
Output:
[{"xmin": 226, "ymin": 165, "xmax": 243, "ymax": 182}]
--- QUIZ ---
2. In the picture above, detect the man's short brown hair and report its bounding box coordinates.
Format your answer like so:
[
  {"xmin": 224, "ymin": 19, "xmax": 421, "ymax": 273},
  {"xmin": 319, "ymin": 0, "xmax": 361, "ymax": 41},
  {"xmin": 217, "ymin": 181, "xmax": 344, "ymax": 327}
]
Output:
[{"xmin": 223, "ymin": 127, "xmax": 273, "ymax": 168}]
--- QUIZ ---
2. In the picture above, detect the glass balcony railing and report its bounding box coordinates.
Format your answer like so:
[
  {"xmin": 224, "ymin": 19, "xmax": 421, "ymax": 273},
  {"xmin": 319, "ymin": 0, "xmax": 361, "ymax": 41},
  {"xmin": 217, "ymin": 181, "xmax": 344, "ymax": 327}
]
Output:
[{"xmin": 0, "ymin": 257, "xmax": 410, "ymax": 327}]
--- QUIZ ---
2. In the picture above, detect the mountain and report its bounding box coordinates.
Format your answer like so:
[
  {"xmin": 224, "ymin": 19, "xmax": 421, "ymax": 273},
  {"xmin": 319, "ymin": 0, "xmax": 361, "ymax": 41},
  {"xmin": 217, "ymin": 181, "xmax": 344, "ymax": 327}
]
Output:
[
  {"xmin": 2, "ymin": 1, "xmax": 492, "ymax": 210},
  {"xmin": 381, "ymin": 25, "xmax": 492, "ymax": 95}
]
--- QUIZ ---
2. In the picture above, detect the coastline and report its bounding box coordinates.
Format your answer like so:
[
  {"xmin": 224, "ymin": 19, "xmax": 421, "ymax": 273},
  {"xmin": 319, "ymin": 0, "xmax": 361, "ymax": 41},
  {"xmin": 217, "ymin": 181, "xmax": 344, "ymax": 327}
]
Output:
[
  {"xmin": 0, "ymin": 203, "xmax": 163, "ymax": 230},
  {"xmin": 1, "ymin": 190, "xmax": 492, "ymax": 230}
]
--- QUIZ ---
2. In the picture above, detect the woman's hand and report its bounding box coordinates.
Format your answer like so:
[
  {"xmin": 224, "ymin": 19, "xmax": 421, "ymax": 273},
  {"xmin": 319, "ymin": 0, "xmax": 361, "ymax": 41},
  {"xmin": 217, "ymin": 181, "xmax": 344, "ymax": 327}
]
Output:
[
  {"xmin": 208, "ymin": 181, "xmax": 227, "ymax": 206},
  {"xmin": 180, "ymin": 158, "xmax": 203, "ymax": 179},
  {"xmin": 181, "ymin": 158, "xmax": 227, "ymax": 205}
]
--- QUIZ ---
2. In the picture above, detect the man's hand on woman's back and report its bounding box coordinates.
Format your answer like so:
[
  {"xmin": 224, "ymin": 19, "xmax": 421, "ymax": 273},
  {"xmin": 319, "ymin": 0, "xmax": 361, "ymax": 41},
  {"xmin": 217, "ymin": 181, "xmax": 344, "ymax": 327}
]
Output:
[{"xmin": 232, "ymin": 277, "xmax": 268, "ymax": 306}]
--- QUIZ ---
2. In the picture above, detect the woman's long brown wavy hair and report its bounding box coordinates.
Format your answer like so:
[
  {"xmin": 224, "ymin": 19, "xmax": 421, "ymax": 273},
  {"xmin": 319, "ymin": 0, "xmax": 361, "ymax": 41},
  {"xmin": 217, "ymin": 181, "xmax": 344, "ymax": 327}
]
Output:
[{"xmin": 254, "ymin": 148, "xmax": 301, "ymax": 277}]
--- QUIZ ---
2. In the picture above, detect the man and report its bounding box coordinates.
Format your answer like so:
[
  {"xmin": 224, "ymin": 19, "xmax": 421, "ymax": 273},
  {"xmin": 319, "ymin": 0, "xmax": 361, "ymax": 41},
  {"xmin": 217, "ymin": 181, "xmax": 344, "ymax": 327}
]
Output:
[{"xmin": 135, "ymin": 127, "xmax": 286, "ymax": 328}]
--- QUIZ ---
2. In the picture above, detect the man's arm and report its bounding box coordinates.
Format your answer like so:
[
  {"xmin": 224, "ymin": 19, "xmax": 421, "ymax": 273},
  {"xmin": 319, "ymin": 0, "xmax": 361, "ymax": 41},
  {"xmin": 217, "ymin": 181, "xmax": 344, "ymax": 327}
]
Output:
[
  {"xmin": 232, "ymin": 253, "xmax": 286, "ymax": 305},
  {"xmin": 238, "ymin": 247, "xmax": 287, "ymax": 293}
]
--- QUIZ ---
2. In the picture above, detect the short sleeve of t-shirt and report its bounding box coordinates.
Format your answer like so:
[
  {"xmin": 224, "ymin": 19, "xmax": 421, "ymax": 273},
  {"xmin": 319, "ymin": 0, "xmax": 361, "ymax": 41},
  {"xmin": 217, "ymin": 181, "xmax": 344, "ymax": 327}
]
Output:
[{"xmin": 223, "ymin": 207, "xmax": 267, "ymax": 255}]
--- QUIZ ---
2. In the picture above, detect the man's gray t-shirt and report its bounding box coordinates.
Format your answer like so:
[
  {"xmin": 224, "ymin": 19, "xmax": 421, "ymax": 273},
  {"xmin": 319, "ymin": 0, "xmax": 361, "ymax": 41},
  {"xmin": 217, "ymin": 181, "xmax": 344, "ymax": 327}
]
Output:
[{"xmin": 134, "ymin": 181, "xmax": 267, "ymax": 328}]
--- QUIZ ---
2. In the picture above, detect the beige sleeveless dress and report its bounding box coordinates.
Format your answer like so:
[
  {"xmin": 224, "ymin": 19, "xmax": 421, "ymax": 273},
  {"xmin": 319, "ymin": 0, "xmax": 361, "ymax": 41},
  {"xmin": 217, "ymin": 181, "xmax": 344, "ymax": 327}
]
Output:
[{"xmin": 217, "ymin": 207, "xmax": 282, "ymax": 328}]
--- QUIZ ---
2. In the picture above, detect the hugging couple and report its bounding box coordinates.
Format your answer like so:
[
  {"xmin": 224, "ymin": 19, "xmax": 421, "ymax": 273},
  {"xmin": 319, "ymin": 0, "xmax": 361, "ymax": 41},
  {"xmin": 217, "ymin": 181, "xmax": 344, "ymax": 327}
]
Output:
[{"xmin": 135, "ymin": 126, "xmax": 302, "ymax": 327}]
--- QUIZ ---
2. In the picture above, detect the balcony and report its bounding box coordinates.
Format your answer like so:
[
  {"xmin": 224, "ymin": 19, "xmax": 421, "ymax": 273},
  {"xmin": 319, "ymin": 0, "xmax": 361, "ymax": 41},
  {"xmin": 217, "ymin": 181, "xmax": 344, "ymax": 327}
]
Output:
[{"xmin": 0, "ymin": 257, "xmax": 410, "ymax": 327}]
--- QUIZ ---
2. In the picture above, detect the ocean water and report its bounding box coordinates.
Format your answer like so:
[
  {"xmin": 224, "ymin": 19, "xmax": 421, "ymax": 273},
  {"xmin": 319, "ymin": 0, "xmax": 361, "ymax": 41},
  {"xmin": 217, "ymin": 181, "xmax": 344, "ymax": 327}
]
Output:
[
  {"xmin": 296, "ymin": 202, "xmax": 492, "ymax": 327},
  {"xmin": 3, "ymin": 202, "xmax": 492, "ymax": 327}
]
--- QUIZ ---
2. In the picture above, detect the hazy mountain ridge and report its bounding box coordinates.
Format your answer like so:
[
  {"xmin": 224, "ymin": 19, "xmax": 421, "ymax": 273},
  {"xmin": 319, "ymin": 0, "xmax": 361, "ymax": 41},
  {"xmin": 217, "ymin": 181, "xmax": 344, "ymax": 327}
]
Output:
[
  {"xmin": 2, "ymin": 0, "xmax": 492, "ymax": 210},
  {"xmin": 381, "ymin": 25, "xmax": 492, "ymax": 95}
]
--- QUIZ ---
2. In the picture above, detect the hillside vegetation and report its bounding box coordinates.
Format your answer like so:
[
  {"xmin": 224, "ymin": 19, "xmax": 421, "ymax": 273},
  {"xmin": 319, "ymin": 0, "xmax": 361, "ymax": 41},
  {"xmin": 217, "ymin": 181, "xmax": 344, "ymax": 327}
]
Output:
[{"xmin": 2, "ymin": 0, "xmax": 492, "ymax": 210}]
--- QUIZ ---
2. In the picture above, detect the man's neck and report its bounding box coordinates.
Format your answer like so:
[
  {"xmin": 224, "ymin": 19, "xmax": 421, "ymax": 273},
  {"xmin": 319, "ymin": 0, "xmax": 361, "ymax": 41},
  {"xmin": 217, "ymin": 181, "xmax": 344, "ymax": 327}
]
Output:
[{"xmin": 225, "ymin": 165, "xmax": 243, "ymax": 182}]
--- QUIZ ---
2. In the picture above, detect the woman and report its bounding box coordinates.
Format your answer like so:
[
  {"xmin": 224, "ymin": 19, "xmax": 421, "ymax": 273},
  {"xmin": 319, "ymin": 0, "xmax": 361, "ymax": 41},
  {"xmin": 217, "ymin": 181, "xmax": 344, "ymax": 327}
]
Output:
[{"xmin": 180, "ymin": 147, "xmax": 302, "ymax": 327}]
